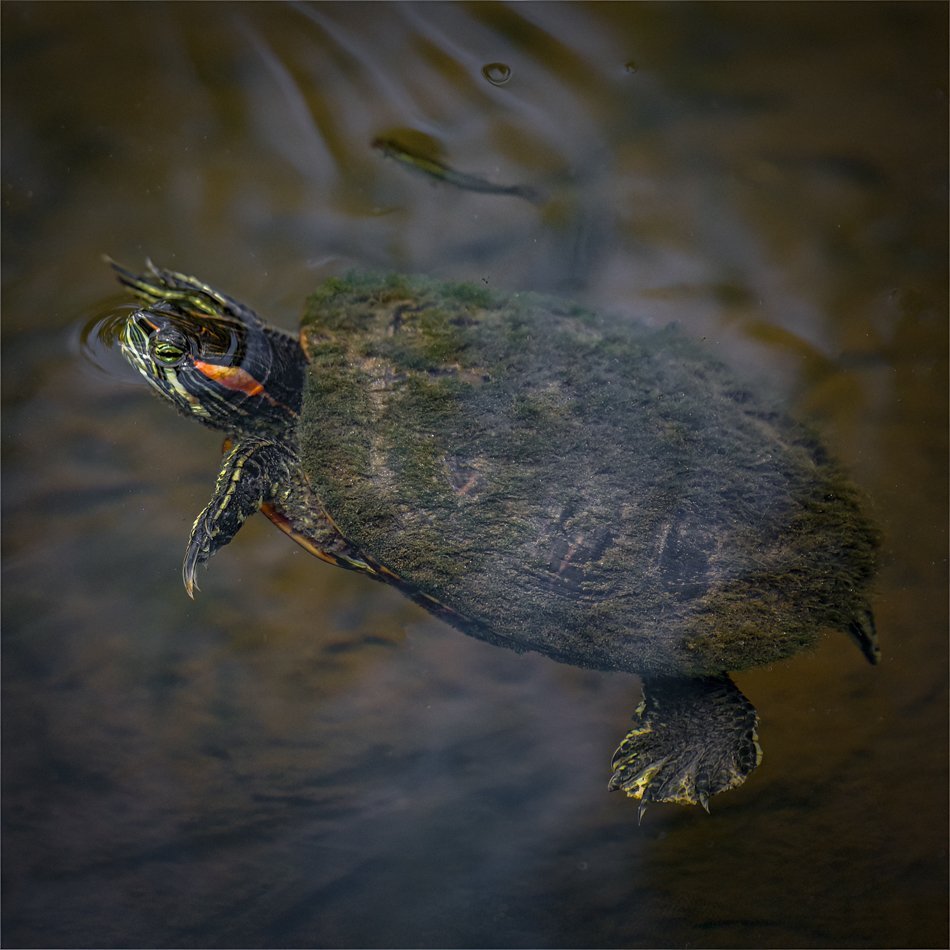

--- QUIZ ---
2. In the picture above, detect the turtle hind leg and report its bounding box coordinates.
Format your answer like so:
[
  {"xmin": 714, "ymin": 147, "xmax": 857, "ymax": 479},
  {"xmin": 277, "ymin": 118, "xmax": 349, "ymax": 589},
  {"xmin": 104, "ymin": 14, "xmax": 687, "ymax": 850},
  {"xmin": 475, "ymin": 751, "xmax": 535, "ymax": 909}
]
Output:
[{"xmin": 609, "ymin": 675, "xmax": 762, "ymax": 814}]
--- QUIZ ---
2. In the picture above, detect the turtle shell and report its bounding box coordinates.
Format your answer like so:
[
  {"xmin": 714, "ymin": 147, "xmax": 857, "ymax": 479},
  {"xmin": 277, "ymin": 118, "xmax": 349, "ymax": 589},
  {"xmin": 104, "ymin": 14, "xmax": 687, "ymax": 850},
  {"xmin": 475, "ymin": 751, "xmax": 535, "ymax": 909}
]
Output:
[{"xmin": 298, "ymin": 273, "xmax": 877, "ymax": 677}]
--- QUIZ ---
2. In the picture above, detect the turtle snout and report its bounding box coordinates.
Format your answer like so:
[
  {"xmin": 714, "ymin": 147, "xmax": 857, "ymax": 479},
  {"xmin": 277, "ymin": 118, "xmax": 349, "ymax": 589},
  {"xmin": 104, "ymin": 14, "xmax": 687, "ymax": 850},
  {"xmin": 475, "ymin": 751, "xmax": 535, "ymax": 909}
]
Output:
[{"xmin": 118, "ymin": 311, "xmax": 156, "ymax": 359}]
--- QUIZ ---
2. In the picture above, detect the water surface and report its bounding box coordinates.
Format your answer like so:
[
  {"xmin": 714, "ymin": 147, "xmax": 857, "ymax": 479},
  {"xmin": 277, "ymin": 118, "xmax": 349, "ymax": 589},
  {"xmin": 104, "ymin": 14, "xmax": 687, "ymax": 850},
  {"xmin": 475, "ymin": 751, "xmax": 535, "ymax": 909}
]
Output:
[{"xmin": 3, "ymin": 3, "xmax": 947, "ymax": 948}]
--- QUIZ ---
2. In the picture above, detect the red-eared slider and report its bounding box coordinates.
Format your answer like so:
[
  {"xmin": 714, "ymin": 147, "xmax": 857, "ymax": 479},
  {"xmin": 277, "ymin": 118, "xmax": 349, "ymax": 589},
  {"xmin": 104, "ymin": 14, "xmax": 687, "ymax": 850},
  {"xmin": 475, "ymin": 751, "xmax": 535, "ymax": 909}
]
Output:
[{"xmin": 112, "ymin": 260, "xmax": 879, "ymax": 813}]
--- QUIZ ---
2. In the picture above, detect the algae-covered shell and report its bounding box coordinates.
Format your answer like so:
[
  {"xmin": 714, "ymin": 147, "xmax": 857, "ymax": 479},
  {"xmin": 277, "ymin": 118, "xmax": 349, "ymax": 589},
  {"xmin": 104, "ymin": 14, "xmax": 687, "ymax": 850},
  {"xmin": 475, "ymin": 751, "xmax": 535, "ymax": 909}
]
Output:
[{"xmin": 298, "ymin": 273, "xmax": 878, "ymax": 677}]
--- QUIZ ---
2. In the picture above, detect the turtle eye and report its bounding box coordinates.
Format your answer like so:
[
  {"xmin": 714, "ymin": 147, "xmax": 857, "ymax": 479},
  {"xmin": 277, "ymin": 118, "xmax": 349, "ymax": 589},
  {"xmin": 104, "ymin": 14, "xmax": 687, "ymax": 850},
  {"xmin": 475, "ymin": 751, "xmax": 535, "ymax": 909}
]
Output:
[{"xmin": 150, "ymin": 330, "xmax": 189, "ymax": 366}]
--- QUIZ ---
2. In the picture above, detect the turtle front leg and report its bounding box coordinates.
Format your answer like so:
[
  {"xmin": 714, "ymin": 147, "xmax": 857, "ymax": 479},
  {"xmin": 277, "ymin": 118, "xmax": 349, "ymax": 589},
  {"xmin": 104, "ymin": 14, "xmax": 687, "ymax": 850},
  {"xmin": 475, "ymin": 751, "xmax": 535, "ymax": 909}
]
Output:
[
  {"xmin": 183, "ymin": 438, "xmax": 288, "ymax": 597},
  {"xmin": 183, "ymin": 438, "xmax": 375, "ymax": 597}
]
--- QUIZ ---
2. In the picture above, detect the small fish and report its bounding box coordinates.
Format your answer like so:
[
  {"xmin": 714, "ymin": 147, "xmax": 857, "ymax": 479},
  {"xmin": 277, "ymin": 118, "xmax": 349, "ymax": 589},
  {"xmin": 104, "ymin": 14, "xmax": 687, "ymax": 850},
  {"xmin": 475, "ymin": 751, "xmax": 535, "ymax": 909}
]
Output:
[{"xmin": 372, "ymin": 135, "xmax": 543, "ymax": 205}]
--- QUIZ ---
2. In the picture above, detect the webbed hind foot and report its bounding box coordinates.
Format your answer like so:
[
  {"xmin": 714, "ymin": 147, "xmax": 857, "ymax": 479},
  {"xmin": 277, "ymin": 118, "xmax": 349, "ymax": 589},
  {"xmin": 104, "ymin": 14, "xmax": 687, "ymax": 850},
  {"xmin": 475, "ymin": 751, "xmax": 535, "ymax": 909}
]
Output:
[{"xmin": 609, "ymin": 675, "xmax": 761, "ymax": 814}]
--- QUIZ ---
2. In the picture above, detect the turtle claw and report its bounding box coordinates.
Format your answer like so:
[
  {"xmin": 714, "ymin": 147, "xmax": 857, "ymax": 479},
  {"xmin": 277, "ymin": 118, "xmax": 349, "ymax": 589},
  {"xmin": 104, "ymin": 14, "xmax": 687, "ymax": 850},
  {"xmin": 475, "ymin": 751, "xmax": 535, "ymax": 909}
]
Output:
[
  {"xmin": 183, "ymin": 569, "xmax": 200, "ymax": 600},
  {"xmin": 182, "ymin": 517, "xmax": 216, "ymax": 599},
  {"xmin": 182, "ymin": 541, "xmax": 206, "ymax": 599}
]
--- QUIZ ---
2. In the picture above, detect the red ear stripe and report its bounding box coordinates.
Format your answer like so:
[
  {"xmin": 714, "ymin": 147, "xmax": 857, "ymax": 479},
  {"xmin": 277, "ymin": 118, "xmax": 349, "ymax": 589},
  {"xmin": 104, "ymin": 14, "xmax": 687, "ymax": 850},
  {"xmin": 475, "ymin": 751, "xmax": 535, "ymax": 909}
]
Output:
[
  {"xmin": 194, "ymin": 359, "xmax": 266, "ymax": 397},
  {"xmin": 192, "ymin": 360, "xmax": 294, "ymax": 413}
]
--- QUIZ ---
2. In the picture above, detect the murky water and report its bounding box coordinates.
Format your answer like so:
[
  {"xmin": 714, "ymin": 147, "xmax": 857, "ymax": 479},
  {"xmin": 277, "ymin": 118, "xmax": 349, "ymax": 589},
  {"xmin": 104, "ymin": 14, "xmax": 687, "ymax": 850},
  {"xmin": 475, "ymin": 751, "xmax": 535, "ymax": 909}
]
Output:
[{"xmin": 3, "ymin": 3, "xmax": 947, "ymax": 948}]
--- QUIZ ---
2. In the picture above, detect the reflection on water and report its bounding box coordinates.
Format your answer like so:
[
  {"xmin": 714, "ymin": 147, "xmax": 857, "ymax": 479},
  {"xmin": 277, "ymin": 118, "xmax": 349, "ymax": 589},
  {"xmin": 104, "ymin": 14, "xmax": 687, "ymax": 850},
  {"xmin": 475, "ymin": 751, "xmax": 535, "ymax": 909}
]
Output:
[
  {"xmin": 79, "ymin": 307, "xmax": 136, "ymax": 372},
  {"xmin": 371, "ymin": 131, "xmax": 545, "ymax": 204},
  {"xmin": 2, "ymin": 3, "xmax": 947, "ymax": 948}
]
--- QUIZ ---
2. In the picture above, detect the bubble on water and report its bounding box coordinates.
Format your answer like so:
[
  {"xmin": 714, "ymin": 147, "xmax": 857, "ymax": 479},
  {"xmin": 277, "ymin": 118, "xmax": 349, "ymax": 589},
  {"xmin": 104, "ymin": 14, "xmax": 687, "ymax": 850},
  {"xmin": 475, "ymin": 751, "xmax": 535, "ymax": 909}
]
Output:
[
  {"xmin": 624, "ymin": 60, "xmax": 639, "ymax": 74},
  {"xmin": 481, "ymin": 62, "xmax": 511, "ymax": 86}
]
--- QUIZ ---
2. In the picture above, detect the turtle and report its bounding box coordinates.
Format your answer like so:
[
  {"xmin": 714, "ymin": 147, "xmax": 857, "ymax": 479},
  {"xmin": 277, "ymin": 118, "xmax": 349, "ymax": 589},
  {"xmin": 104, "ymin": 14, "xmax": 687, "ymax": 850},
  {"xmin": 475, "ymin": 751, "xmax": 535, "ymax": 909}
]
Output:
[{"xmin": 110, "ymin": 259, "xmax": 880, "ymax": 814}]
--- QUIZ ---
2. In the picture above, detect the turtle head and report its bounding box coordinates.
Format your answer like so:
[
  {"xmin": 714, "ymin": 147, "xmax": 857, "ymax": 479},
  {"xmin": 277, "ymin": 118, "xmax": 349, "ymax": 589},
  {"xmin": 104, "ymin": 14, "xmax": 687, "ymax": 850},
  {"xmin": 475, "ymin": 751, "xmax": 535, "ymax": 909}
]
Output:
[{"xmin": 113, "ymin": 261, "xmax": 305, "ymax": 437}]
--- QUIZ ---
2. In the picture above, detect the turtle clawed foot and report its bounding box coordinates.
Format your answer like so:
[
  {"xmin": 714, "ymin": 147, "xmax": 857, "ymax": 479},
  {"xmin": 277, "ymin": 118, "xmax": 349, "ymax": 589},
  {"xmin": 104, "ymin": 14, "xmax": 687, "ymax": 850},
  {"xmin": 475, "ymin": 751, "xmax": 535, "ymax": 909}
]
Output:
[
  {"xmin": 182, "ymin": 517, "xmax": 216, "ymax": 599},
  {"xmin": 608, "ymin": 675, "xmax": 762, "ymax": 814}
]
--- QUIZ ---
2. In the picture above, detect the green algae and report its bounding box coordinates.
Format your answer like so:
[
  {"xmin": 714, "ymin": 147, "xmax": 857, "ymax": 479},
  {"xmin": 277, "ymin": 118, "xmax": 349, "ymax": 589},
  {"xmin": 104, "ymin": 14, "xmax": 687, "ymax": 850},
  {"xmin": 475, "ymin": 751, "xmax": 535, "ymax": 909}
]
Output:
[{"xmin": 298, "ymin": 273, "xmax": 879, "ymax": 677}]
